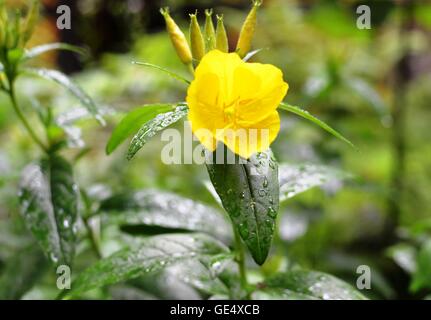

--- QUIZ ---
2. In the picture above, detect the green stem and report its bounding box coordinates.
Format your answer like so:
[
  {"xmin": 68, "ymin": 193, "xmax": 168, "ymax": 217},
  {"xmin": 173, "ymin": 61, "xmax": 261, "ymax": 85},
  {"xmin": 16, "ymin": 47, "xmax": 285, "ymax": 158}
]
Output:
[
  {"xmin": 7, "ymin": 82, "xmax": 48, "ymax": 152},
  {"xmin": 233, "ymin": 224, "xmax": 249, "ymax": 297},
  {"xmin": 187, "ymin": 62, "xmax": 195, "ymax": 76},
  {"xmin": 83, "ymin": 216, "xmax": 102, "ymax": 259}
]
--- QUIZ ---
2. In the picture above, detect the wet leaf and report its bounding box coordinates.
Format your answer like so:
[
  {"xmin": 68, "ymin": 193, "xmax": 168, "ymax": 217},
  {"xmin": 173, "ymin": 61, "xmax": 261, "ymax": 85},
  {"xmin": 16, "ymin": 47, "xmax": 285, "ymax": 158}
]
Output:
[
  {"xmin": 0, "ymin": 246, "xmax": 47, "ymax": 300},
  {"xmin": 252, "ymin": 288, "xmax": 318, "ymax": 300},
  {"xmin": 163, "ymin": 253, "xmax": 233, "ymax": 296},
  {"xmin": 265, "ymin": 269, "xmax": 367, "ymax": 300},
  {"xmin": 63, "ymin": 233, "xmax": 229, "ymax": 298},
  {"xmin": 206, "ymin": 147, "xmax": 279, "ymax": 265},
  {"xmin": 279, "ymin": 163, "xmax": 350, "ymax": 202},
  {"xmin": 127, "ymin": 104, "xmax": 188, "ymax": 160},
  {"xmin": 23, "ymin": 43, "xmax": 87, "ymax": 61},
  {"xmin": 24, "ymin": 68, "xmax": 104, "ymax": 125},
  {"xmin": 100, "ymin": 189, "xmax": 231, "ymax": 242},
  {"xmin": 19, "ymin": 155, "xmax": 78, "ymax": 266},
  {"xmin": 106, "ymin": 104, "xmax": 175, "ymax": 155}
]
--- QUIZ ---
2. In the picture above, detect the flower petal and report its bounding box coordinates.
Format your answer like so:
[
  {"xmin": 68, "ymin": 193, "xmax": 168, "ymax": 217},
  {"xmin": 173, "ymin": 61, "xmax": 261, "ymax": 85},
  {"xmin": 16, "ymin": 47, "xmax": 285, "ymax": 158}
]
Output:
[
  {"xmin": 221, "ymin": 111, "xmax": 280, "ymax": 159},
  {"xmin": 236, "ymin": 63, "xmax": 288, "ymax": 124}
]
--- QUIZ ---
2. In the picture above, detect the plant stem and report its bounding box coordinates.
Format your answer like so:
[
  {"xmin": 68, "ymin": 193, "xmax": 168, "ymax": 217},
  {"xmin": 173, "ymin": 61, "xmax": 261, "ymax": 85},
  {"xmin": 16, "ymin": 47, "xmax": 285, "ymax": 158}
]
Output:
[
  {"xmin": 233, "ymin": 224, "xmax": 248, "ymax": 296},
  {"xmin": 83, "ymin": 217, "xmax": 102, "ymax": 259},
  {"xmin": 7, "ymin": 82, "xmax": 48, "ymax": 152}
]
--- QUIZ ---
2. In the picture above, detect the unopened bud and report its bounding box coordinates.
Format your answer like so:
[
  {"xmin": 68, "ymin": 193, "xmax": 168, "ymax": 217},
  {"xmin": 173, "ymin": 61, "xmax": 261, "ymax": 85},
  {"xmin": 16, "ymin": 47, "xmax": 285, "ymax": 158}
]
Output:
[
  {"xmin": 189, "ymin": 12, "xmax": 205, "ymax": 62},
  {"xmin": 216, "ymin": 14, "xmax": 228, "ymax": 53},
  {"xmin": 160, "ymin": 7, "xmax": 193, "ymax": 65},
  {"xmin": 236, "ymin": 0, "xmax": 261, "ymax": 58},
  {"xmin": 21, "ymin": 0, "xmax": 40, "ymax": 45},
  {"xmin": 204, "ymin": 9, "xmax": 216, "ymax": 51}
]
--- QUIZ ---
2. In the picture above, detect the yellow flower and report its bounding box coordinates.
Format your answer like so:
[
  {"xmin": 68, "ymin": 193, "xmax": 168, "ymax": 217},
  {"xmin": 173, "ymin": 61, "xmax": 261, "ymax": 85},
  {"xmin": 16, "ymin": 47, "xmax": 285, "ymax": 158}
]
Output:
[{"xmin": 186, "ymin": 50, "xmax": 288, "ymax": 159}]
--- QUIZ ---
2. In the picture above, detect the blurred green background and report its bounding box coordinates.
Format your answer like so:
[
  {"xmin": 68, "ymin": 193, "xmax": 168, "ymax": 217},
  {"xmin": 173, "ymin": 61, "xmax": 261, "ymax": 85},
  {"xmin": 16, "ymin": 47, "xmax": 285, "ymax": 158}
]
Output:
[{"xmin": 1, "ymin": 0, "xmax": 431, "ymax": 299}]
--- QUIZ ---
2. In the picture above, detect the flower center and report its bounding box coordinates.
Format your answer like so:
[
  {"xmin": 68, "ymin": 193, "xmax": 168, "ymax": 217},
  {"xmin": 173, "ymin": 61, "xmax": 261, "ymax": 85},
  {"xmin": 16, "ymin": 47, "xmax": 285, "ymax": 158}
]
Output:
[{"xmin": 223, "ymin": 98, "xmax": 239, "ymax": 124}]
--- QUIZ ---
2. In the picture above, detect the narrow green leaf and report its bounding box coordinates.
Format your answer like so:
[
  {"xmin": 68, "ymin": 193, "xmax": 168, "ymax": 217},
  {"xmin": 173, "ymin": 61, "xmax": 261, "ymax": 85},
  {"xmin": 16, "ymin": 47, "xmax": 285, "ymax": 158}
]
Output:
[
  {"xmin": 132, "ymin": 61, "xmax": 191, "ymax": 84},
  {"xmin": 265, "ymin": 269, "xmax": 367, "ymax": 300},
  {"xmin": 127, "ymin": 104, "xmax": 188, "ymax": 160},
  {"xmin": 0, "ymin": 246, "xmax": 47, "ymax": 300},
  {"xmin": 279, "ymin": 163, "xmax": 351, "ymax": 202},
  {"xmin": 243, "ymin": 48, "xmax": 266, "ymax": 62},
  {"xmin": 63, "ymin": 233, "xmax": 229, "ymax": 298},
  {"xmin": 106, "ymin": 104, "xmax": 175, "ymax": 155},
  {"xmin": 279, "ymin": 102, "xmax": 355, "ymax": 149},
  {"xmin": 206, "ymin": 147, "xmax": 279, "ymax": 265},
  {"xmin": 24, "ymin": 68, "xmax": 104, "ymax": 125},
  {"xmin": 23, "ymin": 43, "xmax": 87, "ymax": 61},
  {"xmin": 19, "ymin": 155, "xmax": 78, "ymax": 266},
  {"xmin": 100, "ymin": 189, "xmax": 231, "ymax": 242}
]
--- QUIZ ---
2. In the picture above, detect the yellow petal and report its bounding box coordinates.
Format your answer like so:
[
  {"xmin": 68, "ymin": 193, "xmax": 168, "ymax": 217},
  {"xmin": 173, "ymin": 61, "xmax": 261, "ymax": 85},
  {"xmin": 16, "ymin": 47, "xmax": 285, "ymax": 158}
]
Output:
[
  {"xmin": 235, "ymin": 63, "xmax": 288, "ymax": 124},
  {"xmin": 186, "ymin": 50, "xmax": 288, "ymax": 157},
  {"xmin": 221, "ymin": 111, "xmax": 280, "ymax": 159},
  {"xmin": 187, "ymin": 72, "xmax": 222, "ymax": 151},
  {"xmin": 194, "ymin": 50, "xmax": 243, "ymax": 102}
]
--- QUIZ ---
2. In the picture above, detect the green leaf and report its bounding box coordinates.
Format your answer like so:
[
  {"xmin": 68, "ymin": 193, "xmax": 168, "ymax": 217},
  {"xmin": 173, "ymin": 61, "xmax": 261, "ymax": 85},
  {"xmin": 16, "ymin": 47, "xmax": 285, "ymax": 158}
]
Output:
[
  {"xmin": 24, "ymin": 68, "xmax": 104, "ymax": 125},
  {"xmin": 163, "ymin": 254, "xmax": 234, "ymax": 296},
  {"xmin": 386, "ymin": 243, "xmax": 417, "ymax": 275},
  {"xmin": 0, "ymin": 246, "xmax": 47, "ymax": 300},
  {"xmin": 206, "ymin": 147, "xmax": 279, "ymax": 265},
  {"xmin": 100, "ymin": 189, "xmax": 231, "ymax": 242},
  {"xmin": 252, "ymin": 288, "xmax": 318, "ymax": 300},
  {"xmin": 279, "ymin": 102, "xmax": 355, "ymax": 149},
  {"xmin": 23, "ymin": 43, "xmax": 88, "ymax": 61},
  {"xmin": 132, "ymin": 61, "xmax": 191, "ymax": 84},
  {"xmin": 106, "ymin": 104, "xmax": 175, "ymax": 155},
  {"xmin": 243, "ymin": 48, "xmax": 266, "ymax": 62},
  {"xmin": 19, "ymin": 155, "xmax": 79, "ymax": 266},
  {"xmin": 63, "ymin": 233, "xmax": 229, "ymax": 298},
  {"xmin": 127, "ymin": 104, "xmax": 188, "ymax": 160},
  {"xmin": 411, "ymin": 240, "xmax": 431, "ymax": 292},
  {"xmin": 279, "ymin": 163, "xmax": 351, "ymax": 202},
  {"xmin": 265, "ymin": 269, "xmax": 367, "ymax": 300}
]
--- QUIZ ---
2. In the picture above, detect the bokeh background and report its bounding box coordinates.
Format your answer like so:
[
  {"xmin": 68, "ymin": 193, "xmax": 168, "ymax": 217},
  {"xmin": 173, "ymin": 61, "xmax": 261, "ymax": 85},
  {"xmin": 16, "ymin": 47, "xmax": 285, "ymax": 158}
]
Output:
[{"xmin": 1, "ymin": 0, "xmax": 431, "ymax": 299}]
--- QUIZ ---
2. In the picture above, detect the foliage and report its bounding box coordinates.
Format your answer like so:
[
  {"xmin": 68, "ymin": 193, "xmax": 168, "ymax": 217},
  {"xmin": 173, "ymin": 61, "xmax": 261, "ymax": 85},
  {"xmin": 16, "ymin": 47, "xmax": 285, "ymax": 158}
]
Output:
[{"xmin": 0, "ymin": 0, "xmax": 430, "ymax": 301}]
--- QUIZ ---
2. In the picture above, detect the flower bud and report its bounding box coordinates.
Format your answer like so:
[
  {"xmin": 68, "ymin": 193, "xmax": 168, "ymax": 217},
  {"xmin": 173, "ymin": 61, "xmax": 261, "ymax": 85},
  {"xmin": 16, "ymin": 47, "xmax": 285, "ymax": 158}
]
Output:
[
  {"xmin": 0, "ymin": 2, "xmax": 5, "ymax": 48},
  {"xmin": 236, "ymin": 0, "xmax": 261, "ymax": 58},
  {"xmin": 189, "ymin": 12, "xmax": 205, "ymax": 62},
  {"xmin": 160, "ymin": 7, "xmax": 193, "ymax": 65},
  {"xmin": 216, "ymin": 14, "xmax": 228, "ymax": 53},
  {"xmin": 21, "ymin": 0, "xmax": 39, "ymax": 45},
  {"xmin": 204, "ymin": 9, "xmax": 216, "ymax": 51}
]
